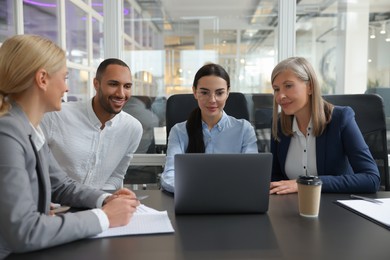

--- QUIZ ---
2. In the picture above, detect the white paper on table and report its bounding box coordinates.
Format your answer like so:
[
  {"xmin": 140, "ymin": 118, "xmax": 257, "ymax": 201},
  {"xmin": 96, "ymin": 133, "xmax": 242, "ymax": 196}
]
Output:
[
  {"xmin": 336, "ymin": 198, "xmax": 390, "ymax": 229},
  {"xmin": 90, "ymin": 204, "xmax": 174, "ymax": 238}
]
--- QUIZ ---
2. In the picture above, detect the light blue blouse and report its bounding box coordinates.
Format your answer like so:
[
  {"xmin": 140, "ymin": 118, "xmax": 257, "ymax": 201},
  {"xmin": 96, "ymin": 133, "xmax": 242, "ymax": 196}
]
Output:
[{"xmin": 161, "ymin": 111, "xmax": 259, "ymax": 193}]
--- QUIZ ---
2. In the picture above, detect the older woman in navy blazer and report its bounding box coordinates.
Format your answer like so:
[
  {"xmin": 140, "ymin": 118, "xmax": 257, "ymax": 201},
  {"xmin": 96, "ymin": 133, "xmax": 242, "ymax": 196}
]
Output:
[{"xmin": 269, "ymin": 57, "xmax": 380, "ymax": 194}]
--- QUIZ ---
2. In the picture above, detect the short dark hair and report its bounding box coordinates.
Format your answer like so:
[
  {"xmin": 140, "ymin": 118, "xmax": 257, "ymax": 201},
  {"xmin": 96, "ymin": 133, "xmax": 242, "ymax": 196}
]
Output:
[{"xmin": 95, "ymin": 58, "xmax": 130, "ymax": 81}]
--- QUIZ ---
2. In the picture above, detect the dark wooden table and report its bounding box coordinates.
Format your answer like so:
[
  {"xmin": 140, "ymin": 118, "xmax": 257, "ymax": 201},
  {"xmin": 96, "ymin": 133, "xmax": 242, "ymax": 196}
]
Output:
[{"xmin": 7, "ymin": 191, "xmax": 390, "ymax": 260}]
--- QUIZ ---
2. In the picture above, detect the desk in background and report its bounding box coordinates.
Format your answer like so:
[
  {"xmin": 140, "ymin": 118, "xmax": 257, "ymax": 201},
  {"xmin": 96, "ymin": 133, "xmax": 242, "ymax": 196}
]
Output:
[{"xmin": 7, "ymin": 191, "xmax": 390, "ymax": 260}]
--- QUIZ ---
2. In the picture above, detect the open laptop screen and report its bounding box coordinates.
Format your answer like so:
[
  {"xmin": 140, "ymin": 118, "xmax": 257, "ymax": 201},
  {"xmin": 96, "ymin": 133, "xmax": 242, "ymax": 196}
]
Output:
[{"xmin": 174, "ymin": 153, "xmax": 272, "ymax": 214}]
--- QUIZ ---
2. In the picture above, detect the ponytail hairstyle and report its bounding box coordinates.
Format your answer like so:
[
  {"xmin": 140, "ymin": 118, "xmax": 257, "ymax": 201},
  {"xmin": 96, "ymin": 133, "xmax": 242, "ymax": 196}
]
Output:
[{"xmin": 186, "ymin": 63, "xmax": 230, "ymax": 153}]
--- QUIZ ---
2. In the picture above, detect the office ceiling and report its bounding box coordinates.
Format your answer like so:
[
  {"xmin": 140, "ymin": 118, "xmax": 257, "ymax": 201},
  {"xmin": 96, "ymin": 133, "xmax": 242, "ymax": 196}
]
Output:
[
  {"xmin": 5, "ymin": 0, "xmax": 389, "ymax": 51},
  {"xmin": 137, "ymin": 0, "xmax": 390, "ymax": 27},
  {"xmin": 136, "ymin": 0, "xmax": 277, "ymax": 50},
  {"xmin": 136, "ymin": 0, "xmax": 275, "ymax": 32},
  {"xmin": 134, "ymin": 0, "xmax": 390, "ymax": 52}
]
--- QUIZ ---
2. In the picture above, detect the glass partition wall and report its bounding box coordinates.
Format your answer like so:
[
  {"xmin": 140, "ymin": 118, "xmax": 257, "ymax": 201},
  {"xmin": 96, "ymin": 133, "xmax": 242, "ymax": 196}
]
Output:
[{"xmin": 0, "ymin": 0, "xmax": 389, "ymax": 185}]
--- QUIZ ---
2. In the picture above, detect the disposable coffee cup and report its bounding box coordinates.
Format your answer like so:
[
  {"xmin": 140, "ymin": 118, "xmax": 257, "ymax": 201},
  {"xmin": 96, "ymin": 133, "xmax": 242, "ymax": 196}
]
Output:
[{"xmin": 297, "ymin": 175, "xmax": 322, "ymax": 217}]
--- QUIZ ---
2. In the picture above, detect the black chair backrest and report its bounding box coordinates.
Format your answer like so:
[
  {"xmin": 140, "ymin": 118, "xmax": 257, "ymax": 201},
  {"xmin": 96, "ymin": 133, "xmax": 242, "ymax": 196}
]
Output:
[
  {"xmin": 252, "ymin": 93, "xmax": 273, "ymax": 129},
  {"xmin": 166, "ymin": 92, "xmax": 250, "ymax": 139},
  {"xmin": 252, "ymin": 93, "xmax": 274, "ymax": 110},
  {"xmin": 365, "ymin": 87, "xmax": 390, "ymax": 117},
  {"xmin": 323, "ymin": 94, "xmax": 389, "ymax": 191},
  {"xmin": 251, "ymin": 93, "xmax": 273, "ymax": 152}
]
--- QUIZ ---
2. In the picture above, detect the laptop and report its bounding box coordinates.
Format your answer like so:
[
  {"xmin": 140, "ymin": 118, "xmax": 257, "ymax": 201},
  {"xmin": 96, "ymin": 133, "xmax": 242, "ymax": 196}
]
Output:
[{"xmin": 174, "ymin": 153, "xmax": 272, "ymax": 214}]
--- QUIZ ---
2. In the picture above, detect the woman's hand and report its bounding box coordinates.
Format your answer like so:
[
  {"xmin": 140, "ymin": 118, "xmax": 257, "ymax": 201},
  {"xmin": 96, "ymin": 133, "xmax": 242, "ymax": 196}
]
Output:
[
  {"xmin": 270, "ymin": 180, "xmax": 298, "ymax": 195},
  {"xmin": 101, "ymin": 188, "xmax": 140, "ymax": 228},
  {"xmin": 103, "ymin": 188, "xmax": 137, "ymax": 205},
  {"xmin": 102, "ymin": 194, "xmax": 140, "ymax": 228}
]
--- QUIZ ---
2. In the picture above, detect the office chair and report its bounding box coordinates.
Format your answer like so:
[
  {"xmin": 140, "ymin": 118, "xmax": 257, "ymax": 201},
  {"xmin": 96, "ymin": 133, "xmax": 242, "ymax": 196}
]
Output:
[
  {"xmin": 365, "ymin": 88, "xmax": 390, "ymax": 144},
  {"xmin": 165, "ymin": 92, "xmax": 250, "ymax": 140},
  {"xmin": 122, "ymin": 96, "xmax": 161, "ymax": 185},
  {"xmin": 365, "ymin": 88, "xmax": 390, "ymax": 117},
  {"xmin": 323, "ymin": 94, "xmax": 390, "ymax": 191},
  {"xmin": 252, "ymin": 94, "xmax": 274, "ymax": 152}
]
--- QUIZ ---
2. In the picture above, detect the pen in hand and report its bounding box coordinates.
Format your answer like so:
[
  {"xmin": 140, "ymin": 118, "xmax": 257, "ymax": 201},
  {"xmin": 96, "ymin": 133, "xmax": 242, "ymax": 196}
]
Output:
[
  {"xmin": 135, "ymin": 195, "xmax": 149, "ymax": 201},
  {"xmin": 350, "ymin": 194, "xmax": 383, "ymax": 204}
]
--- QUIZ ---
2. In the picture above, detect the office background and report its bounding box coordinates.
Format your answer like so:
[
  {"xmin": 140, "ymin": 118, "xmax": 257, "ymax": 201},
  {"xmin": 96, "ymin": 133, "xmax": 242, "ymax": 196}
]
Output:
[{"xmin": 1, "ymin": 0, "xmax": 390, "ymax": 184}]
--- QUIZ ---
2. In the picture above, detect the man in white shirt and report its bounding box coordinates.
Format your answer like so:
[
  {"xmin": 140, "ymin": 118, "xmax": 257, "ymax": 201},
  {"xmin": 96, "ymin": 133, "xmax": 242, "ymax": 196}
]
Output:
[{"xmin": 41, "ymin": 58, "xmax": 143, "ymax": 190}]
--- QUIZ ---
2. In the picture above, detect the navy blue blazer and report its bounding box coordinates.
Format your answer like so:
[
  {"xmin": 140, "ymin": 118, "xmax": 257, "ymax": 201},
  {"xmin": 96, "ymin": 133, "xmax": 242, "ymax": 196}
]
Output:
[{"xmin": 271, "ymin": 106, "xmax": 380, "ymax": 193}]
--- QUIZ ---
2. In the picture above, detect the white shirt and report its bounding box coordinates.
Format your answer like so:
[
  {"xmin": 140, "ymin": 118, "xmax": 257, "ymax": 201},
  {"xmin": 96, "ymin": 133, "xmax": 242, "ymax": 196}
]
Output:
[
  {"xmin": 285, "ymin": 116, "xmax": 317, "ymax": 180},
  {"xmin": 41, "ymin": 98, "xmax": 143, "ymax": 190}
]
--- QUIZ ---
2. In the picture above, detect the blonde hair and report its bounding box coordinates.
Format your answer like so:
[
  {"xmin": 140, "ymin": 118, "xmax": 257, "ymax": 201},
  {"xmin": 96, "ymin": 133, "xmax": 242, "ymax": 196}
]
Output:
[
  {"xmin": 0, "ymin": 34, "xmax": 66, "ymax": 116},
  {"xmin": 271, "ymin": 57, "xmax": 333, "ymax": 141}
]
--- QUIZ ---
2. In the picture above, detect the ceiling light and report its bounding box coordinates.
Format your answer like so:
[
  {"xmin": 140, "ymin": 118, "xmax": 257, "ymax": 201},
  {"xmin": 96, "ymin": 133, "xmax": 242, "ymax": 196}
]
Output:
[
  {"xmin": 163, "ymin": 22, "xmax": 172, "ymax": 31},
  {"xmin": 386, "ymin": 33, "xmax": 390, "ymax": 42},
  {"xmin": 369, "ymin": 27, "xmax": 376, "ymax": 39},
  {"xmin": 380, "ymin": 22, "xmax": 386, "ymax": 34}
]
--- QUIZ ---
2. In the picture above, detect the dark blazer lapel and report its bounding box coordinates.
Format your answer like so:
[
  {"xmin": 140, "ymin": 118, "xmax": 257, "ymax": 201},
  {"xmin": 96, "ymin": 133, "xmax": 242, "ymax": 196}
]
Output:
[
  {"xmin": 279, "ymin": 134, "xmax": 290, "ymax": 176},
  {"xmin": 316, "ymin": 129, "xmax": 327, "ymax": 176},
  {"xmin": 29, "ymin": 135, "xmax": 47, "ymax": 214}
]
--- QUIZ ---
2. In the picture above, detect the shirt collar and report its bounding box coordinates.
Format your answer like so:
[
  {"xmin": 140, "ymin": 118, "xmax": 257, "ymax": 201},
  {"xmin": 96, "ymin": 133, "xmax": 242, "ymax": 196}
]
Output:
[
  {"xmin": 292, "ymin": 116, "xmax": 313, "ymax": 134},
  {"xmin": 29, "ymin": 123, "xmax": 46, "ymax": 151},
  {"xmin": 86, "ymin": 97, "xmax": 118, "ymax": 128},
  {"xmin": 201, "ymin": 111, "xmax": 228, "ymax": 132}
]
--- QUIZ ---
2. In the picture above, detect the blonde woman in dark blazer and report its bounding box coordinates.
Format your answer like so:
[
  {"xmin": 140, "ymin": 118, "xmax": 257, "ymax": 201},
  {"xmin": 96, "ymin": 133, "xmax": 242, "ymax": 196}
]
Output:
[
  {"xmin": 0, "ymin": 35, "xmax": 139, "ymax": 258},
  {"xmin": 269, "ymin": 57, "xmax": 380, "ymax": 194}
]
